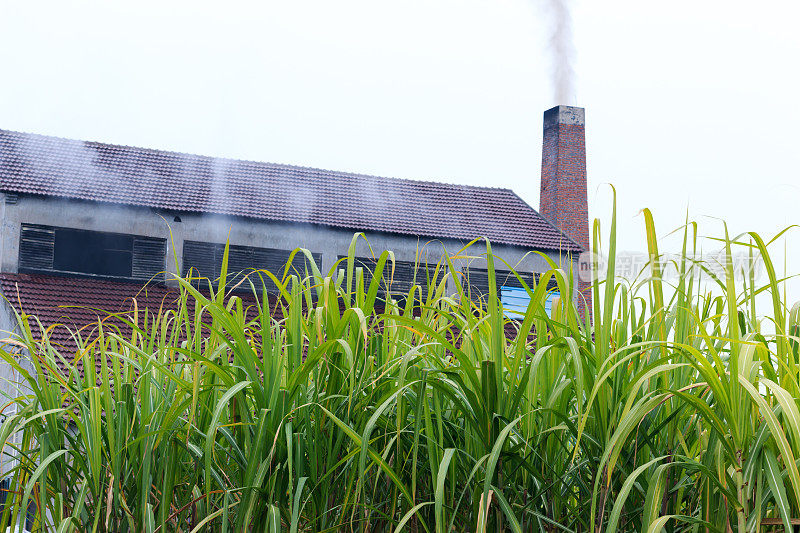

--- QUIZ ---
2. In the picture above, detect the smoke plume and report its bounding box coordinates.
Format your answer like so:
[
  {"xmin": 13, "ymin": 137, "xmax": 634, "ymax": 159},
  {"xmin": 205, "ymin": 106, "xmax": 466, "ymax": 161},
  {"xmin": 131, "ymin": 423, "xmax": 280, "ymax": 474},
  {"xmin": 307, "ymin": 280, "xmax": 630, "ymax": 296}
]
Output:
[{"xmin": 540, "ymin": 0, "xmax": 576, "ymax": 104}]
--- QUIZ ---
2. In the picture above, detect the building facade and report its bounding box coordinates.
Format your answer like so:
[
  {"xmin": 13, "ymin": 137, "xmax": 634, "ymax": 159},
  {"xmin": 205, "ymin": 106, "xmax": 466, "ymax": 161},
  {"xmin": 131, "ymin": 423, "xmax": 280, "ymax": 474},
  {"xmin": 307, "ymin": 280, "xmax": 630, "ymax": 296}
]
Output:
[{"xmin": 0, "ymin": 104, "xmax": 589, "ymax": 376}]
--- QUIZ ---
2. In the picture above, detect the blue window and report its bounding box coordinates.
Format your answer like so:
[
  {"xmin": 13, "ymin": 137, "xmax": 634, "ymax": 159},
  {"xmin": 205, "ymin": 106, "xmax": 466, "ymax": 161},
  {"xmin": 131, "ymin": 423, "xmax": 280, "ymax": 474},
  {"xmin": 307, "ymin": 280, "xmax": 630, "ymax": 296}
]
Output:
[
  {"xmin": 501, "ymin": 287, "xmax": 560, "ymax": 318},
  {"xmin": 501, "ymin": 286, "xmax": 529, "ymax": 318},
  {"xmin": 465, "ymin": 266, "xmax": 561, "ymax": 319}
]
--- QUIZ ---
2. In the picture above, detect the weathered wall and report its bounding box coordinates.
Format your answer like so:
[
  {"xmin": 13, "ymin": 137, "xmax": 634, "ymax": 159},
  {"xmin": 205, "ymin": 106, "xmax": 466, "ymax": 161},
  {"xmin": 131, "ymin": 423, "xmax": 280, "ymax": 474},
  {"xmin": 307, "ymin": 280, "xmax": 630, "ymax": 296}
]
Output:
[{"xmin": 0, "ymin": 194, "xmax": 578, "ymax": 296}]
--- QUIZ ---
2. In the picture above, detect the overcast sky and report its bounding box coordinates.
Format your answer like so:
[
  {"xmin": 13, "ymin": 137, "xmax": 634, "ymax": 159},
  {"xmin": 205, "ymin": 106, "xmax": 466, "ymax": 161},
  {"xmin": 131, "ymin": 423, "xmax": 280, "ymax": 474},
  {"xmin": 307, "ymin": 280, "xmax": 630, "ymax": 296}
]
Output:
[{"xmin": 1, "ymin": 0, "xmax": 798, "ymax": 294}]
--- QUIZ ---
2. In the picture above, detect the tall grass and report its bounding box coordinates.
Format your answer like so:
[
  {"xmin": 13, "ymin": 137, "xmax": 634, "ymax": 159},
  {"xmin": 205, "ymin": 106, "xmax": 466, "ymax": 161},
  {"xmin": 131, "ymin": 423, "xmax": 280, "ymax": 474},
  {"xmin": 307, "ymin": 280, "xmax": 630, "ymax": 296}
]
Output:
[{"xmin": 0, "ymin": 202, "xmax": 798, "ymax": 532}]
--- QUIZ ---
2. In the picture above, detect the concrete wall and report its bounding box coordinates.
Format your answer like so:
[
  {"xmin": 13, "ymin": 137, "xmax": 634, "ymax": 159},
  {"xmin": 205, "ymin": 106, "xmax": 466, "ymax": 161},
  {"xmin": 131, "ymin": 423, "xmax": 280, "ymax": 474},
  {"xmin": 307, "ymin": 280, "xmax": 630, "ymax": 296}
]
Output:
[{"xmin": 0, "ymin": 193, "xmax": 579, "ymax": 292}]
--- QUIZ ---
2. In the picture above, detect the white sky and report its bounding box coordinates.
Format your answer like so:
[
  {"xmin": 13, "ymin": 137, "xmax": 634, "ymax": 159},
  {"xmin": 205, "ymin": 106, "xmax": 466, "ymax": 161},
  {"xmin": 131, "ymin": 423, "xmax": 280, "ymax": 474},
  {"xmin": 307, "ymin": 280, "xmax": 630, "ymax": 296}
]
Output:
[{"xmin": 1, "ymin": 0, "xmax": 799, "ymax": 298}]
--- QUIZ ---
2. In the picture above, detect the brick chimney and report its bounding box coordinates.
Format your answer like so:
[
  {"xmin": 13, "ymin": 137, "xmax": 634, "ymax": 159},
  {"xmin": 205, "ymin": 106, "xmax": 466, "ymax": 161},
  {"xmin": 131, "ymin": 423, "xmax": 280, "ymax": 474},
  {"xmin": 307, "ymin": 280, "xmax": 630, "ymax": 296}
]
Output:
[
  {"xmin": 540, "ymin": 105, "xmax": 589, "ymax": 251},
  {"xmin": 540, "ymin": 105, "xmax": 591, "ymax": 317}
]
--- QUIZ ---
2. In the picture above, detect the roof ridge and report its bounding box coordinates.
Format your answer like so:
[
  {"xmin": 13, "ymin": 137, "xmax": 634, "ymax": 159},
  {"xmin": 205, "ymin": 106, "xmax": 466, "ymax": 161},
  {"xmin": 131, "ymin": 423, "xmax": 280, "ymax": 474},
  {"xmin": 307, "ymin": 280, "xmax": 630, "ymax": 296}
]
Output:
[{"xmin": 0, "ymin": 127, "xmax": 514, "ymax": 194}]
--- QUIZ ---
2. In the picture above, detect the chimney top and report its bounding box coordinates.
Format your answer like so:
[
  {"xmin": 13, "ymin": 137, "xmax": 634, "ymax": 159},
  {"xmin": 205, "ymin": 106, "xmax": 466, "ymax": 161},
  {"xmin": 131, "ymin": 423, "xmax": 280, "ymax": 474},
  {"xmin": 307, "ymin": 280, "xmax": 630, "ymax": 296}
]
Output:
[{"xmin": 543, "ymin": 105, "xmax": 585, "ymax": 128}]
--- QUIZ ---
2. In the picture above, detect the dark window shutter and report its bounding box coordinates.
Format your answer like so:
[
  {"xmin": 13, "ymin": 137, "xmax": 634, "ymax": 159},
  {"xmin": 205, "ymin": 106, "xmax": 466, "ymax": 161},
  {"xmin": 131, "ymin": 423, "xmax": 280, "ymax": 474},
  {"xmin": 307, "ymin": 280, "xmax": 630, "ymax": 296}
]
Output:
[
  {"xmin": 534, "ymin": 272, "xmax": 560, "ymax": 291},
  {"xmin": 338, "ymin": 256, "xmax": 430, "ymax": 301},
  {"xmin": 253, "ymin": 248, "xmax": 321, "ymax": 292},
  {"xmin": 183, "ymin": 241, "xmax": 321, "ymax": 293},
  {"xmin": 227, "ymin": 246, "xmax": 254, "ymax": 277},
  {"xmin": 132, "ymin": 237, "xmax": 167, "ymax": 281},
  {"xmin": 387, "ymin": 260, "xmax": 430, "ymax": 296},
  {"xmin": 52, "ymin": 228, "xmax": 133, "ymax": 277},
  {"xmin": 20, "ymin": 223, "xmax": 165, "ymax": 281},
  {"xmin": 464, "ymin": 268, "xmax": 490, "ymax": 297},
  {"xmin": 465, "ymin": 267, "xmax": 536, "ymax": 298},
  {"xmin": 182, "ymin": 241, "xmax": 222, "ymax": 280},
  {"xmin": 19, "ymin": 224, "xmax": 55, "ymax": 271},
  {"xmin": 338, "ymin": 256, "xmax": 377, "ymax": 292},
  {"xmin": 225, "ymin": 245, "xmax": 254, "ymax": 289},
  {"xmin": 496, "ymin": 269, "xmax": 534, "ymax": 289}
]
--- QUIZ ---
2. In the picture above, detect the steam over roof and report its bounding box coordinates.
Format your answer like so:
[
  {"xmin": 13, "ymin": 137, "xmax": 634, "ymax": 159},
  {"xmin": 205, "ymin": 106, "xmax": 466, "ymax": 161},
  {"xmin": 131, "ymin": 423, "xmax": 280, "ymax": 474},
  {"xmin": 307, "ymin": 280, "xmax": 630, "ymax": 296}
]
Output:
[{"xmin": 0, "ymin": 128, "xmax": 581, "ymax": 252}]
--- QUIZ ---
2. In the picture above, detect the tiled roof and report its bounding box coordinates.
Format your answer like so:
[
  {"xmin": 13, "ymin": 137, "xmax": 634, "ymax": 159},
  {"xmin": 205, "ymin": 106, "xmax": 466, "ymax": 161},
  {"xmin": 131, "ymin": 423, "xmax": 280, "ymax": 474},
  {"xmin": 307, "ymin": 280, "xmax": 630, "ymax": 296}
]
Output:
[
  {"xmin": 1, "ymin": 273, "xmax": 177, "ymax": 337},
  {"xmin": 0, "ymin": 273, "xmax": 269, "ymax": 378},
  {"xmin": 0, "ymin": 273, "xmax": 181, "ymax": 375},
  {"xmin": 0, "ymin": 128, "xmax": 582, "ymax": 252}
]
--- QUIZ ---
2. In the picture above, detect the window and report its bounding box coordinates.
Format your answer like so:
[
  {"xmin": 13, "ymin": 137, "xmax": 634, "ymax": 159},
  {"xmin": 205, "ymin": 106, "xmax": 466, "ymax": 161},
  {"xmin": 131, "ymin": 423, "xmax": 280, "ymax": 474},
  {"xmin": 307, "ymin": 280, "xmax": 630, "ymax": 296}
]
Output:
[
  {"xmin": 464, "ymin": 266, "xmax": 559, "ymax": 319},
  {"xmin": 183, "ymin": 241, "xmax": 321, "ymax": 293},
  {"xmin": 500, "ymin": 286, "xmax": 530, "ymax": 317},
  {"xmin": 337, "ymin": 256, "xmax": 431, "ymax": 302},
  {"xmin": 499, "ymin": 287, "xmax": 560, "ymax": 318},
  {"xmin": 463, "ymin": 267, "xmax": 534, "ymax": 299},
  {"xmin": 19, "ymin": 224, "xmax": 166, "ymax": 281}
]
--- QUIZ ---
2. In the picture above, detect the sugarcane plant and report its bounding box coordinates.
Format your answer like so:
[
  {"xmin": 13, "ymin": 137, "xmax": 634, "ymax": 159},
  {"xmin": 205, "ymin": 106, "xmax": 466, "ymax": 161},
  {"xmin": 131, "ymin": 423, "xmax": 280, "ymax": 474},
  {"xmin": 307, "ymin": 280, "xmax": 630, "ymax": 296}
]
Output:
[{"xmin": 0, "ymin": 197, "xmax": 798, "ymax": 532}]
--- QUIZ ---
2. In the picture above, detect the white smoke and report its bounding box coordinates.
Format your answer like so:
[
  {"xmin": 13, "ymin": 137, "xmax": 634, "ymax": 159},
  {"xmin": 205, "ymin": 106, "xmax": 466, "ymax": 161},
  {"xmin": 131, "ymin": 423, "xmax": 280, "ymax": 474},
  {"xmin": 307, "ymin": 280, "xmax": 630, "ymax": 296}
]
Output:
[
  {"xmin": 209, "ymin": 157, "xmax": 232, "ymax": 214},
  {"xmin": 539, "ymin": 0, "xmax": 576, "ymax": 104}
]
